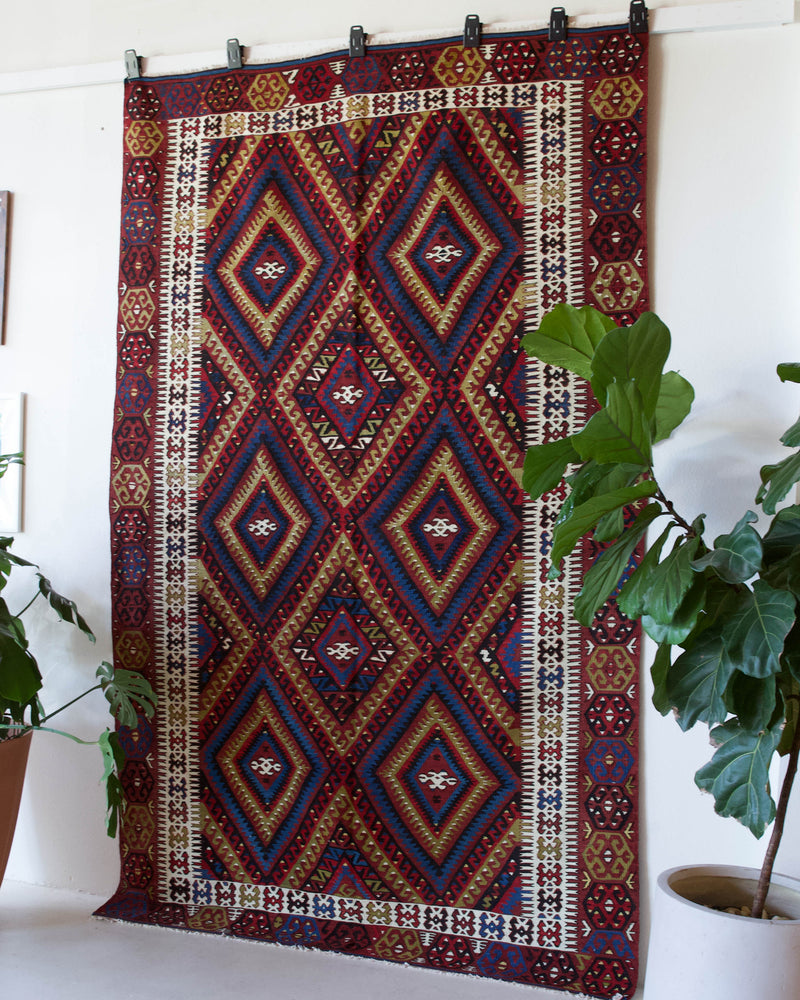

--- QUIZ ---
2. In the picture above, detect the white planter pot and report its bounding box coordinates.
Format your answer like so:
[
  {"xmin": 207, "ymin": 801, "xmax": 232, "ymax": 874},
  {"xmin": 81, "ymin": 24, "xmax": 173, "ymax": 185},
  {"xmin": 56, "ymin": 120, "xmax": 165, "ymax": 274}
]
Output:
[{"xmin": 645, "ymin": 865, "xmax": 800, "ymax": 1000}]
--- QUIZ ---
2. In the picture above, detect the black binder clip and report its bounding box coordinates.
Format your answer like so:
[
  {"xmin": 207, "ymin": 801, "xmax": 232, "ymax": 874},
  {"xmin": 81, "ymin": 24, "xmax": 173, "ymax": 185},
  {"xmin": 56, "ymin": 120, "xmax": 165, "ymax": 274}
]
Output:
[
  {"xmin": 124, "ymin": 49, "xmax": 141, "ymax": 80},
  {"xmin": 227, "ymin": 38, "xmax": 243, "ymax": 69},
  {"xmin": 548, "ymin": 7, "xmax": 567, "ymax": 42},
  {"xmin": 464, "ymin": 14, "xmax": 481, "ymax": 47},
  {"xmin": 629, "ymin": 0, "xmax": 649, "ymax": 34},
  {"xmin": 349, "ymin": 25, "xmax": 366, "ymax": 58}
]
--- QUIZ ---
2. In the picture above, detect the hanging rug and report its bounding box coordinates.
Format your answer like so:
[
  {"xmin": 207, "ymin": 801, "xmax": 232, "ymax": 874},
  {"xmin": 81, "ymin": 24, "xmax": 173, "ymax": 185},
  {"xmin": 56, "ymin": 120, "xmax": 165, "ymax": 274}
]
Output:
[{"xmin": 101, "ymin": 22, "xmax": 648, "ymax": 998}]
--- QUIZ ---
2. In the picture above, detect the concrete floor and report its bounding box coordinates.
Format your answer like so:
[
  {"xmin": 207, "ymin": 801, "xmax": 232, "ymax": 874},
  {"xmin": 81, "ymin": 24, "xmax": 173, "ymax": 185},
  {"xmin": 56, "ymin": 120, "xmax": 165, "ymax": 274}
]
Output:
[{"xmin": 0, "ymin": 880, "xmax": 643, "ymax": 999}]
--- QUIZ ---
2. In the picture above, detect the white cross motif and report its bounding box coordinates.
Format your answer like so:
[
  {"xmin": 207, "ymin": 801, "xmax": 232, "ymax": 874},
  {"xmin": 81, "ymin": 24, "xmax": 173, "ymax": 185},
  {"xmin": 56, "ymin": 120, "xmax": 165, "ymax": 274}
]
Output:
[
  {"xmin": 424, "ymin": 243, "xmax": 464, "ymax": 264},
  {"xmin": 248, "ymin": 518, "xmax": 278, "ymax": 537},
  {"xmin": 423, "ymin": 517, "xmax": 459, "ymax": 538},
  {"xmin": 254, "ymin": 260, "xmax": 288, "ymax": 282},
  {"xmin": 326, "ymin": 641, "xmax": 361, "ymax": 662},
  {"xmin": 332, "ymin": 384, "xmax": 364, "ymax": 406},
  {"xmin": 250, "ymin": 756, "xmax": 282, "ymax": 777},
  {"xmin": 418, "ymin": 770, "xmax": 458, "ymax": 791}
]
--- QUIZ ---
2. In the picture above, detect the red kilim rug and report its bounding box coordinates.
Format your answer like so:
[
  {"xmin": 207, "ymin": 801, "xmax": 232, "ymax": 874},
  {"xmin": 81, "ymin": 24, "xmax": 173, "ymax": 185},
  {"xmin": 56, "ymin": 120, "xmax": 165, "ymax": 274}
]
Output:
[{"xmin": 101, "ymin": 23, "xmax": 648, "ymax": 998}]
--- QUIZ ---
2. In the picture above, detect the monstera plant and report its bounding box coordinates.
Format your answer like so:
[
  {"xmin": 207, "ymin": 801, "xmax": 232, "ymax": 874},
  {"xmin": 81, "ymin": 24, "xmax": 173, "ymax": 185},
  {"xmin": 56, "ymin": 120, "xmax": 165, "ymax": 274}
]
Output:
[
  {"xmin": 520, "ymin": 304, "xmax": 800, "ymax": 918},
  {"xmin": 0, "ymin": 452, "xmax": 156, "ymax": 838}
]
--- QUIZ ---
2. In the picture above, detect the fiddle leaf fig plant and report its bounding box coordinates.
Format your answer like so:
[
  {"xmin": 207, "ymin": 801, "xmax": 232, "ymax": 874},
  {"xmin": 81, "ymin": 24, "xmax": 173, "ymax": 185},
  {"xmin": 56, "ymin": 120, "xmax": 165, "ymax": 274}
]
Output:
[
  {"xmin": 0, "ymin": 453, "xmax": 156, "ymax": 837},
  {"xmin": 521, "ymin": 304, "xmax": 800, "ymax": 918}
]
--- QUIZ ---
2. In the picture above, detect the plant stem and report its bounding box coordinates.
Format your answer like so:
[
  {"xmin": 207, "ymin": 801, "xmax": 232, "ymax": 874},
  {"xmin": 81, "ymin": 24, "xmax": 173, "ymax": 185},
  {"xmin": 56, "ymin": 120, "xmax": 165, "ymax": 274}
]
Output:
[
  {"xmin": 752, "ymin": 717, "xmax": 800, "ymax": 919},
  {"xmin": 652, "ymin": 483, "xmax": 696, "ymax": 537},
  {"xmin": 38, "ymin": 684, "xmax": 102, "ymax": 725},
  {"xmin": 14, "ymin": 591, "xmax": 41, "ymax": 618}
]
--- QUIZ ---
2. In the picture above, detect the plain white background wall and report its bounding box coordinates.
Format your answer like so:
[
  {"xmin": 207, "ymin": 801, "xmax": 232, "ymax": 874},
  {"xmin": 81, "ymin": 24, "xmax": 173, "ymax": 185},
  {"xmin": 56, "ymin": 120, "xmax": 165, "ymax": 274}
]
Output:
[{"xmin": 1, "ymin": 0, "xmax": 799, "ymax": 978}]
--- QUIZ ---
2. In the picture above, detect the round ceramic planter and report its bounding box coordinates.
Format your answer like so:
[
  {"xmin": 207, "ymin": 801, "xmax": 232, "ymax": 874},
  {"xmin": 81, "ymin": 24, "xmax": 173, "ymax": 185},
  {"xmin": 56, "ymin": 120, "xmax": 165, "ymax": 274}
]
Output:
[
  {"xmin": 644, "ymin": 865, "xmax": 800, "ymax": 1000},
  {"xmin": 0, "ymin": 730, "xmax": 32, "ymax": 887}
]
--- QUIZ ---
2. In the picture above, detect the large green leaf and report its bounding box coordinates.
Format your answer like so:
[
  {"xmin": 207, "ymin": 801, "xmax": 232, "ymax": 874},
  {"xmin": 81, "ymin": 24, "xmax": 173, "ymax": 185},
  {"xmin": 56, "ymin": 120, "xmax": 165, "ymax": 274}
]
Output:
[
  {"xmin": 520, "ymin": 303, "xmax": 616, "ymax": 380},
  {"xmin": 522, "ymin": 436, "xmax": 578, "ymax": 500},
  {"xmin": 777, "ymin": 362, "xmax": 800, "ymax": 384},
  {"xmin": 695, "ymin": 717, "xmax": 782, "ymax": 838},
  {"xmin": 573, "ymin": 503, "xmax": 662, "ymax": 625},
  {"xmin": 691, "ymin": 510, "xmax": 763, "ymax": 585},
  {"xmin": 650, "ymin": 642, "xmax": 673, "ymax": 716},
  {"xmin": 781, "ymin": 416, "xmax": 800, "ymax": 448},
  {"xmin": 590, "ymin": 312, "xmax": 671, "ymax": 416},
  {"xmin": 98, "ymin": 729, "xmax": 126, "ymax": 838},
  {"xmin": 592, "ymin": 464, "xmax": 652, "ymax": 542},
  {"xmin": 757, "ymin": 451, "xmax": 800, "ymax": 515},
  {"xmin": 573, "ymin": 381, "xmax": 653, "ymax": 467},
  {"xmin": 96, "ymin": 661, "xmax": 157, "ymax": 729},
  {"xmin": 653, "ymin": 371, "xmax": 695, "ymax": 444},
  {"xmin": 0, "ymin": 634, "xmax": 42, "ymax": 703},
  {"xmin": 642, "ymin": 574, "xmax": 707, "ymax": 645},
  {"xmin": 640, "ymin": 534, "xmax": 702, "ymax": 625},
  {"xmin": 37, "ymin": 575, "xmax": 95, "ymax": 642},
  {"xmin": 549, "ymin": 480, "xmax": 658, "ymax": 572},
  {"xmin": 616, "ymin": 520, "xmax": 677, "ymax": 619},
  {"xmin": 725, "ymin": 672, "xmax": 778, "ymax": 734},
  {"xmin": 778, "ymin": 681, "xmax": 800, "ymax": 756},
  {"xmin": 722, "ymin": 579, "xmax": 796, "ymax": 678},
  {"xmin": 760, "ymin": 504, "xmax": 800, "ymax": 596},
  {"xmin": 666, "ymin": 630, "xmax": 735, "ymax": 730}
]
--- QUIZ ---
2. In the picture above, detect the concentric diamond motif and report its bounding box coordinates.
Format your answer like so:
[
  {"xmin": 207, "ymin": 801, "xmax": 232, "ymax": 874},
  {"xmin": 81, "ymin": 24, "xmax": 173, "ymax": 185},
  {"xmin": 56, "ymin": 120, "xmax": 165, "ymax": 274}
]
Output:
[
  {"xmin": 212, "ymin": 447, "xmax": 309, "ymax": 600},
  {"xmin": 377, "ymin": 695, "xmax": 499, "ymax": 866},
  {"xmin": 362, "ymin": 408, "xmax": 518, "ymax": 644},
  {"xmin": 386, "ymin": 439, "xmax": 494, "ymax": 615},
  {"xmin": 370, "ymin": 125, "xmax": 520, "ymax": 372},
  {"xmin": 317, "ymin": 343, "xmax": 382, "ymax": 447},
  {"xmin": 201, "ymin": 676, "xmax": 330, "ymax": 877},
  {"xmin": 359, "ymin": 670, "xmax": 518, "ymax": 897},
  {"xmin": 272, "ymin": 535, "xmax": 422, "ymax": 752},
  {"xmin": 290, "ymin": 570, "xmax": 398, "ymax": 724},
  {"xmin": 213, "ymin": 184, "xmax": 321, "ymax": 342},
  {"xmin": 200, "ymin": 417, "xmax": 330, "ymax": 621},
  {"xmin": 276, "ymin": 274, "xmax": 430, "ymax": 504},
  {"xmin": 387, "ymin": 163, "xmax": 500, "ymax": 342}
]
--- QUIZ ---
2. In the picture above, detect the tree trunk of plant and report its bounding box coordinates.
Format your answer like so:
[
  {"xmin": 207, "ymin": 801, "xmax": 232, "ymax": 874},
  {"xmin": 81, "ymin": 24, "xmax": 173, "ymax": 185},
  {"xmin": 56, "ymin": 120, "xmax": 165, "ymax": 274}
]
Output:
[{"xmin": 752, "ymin": 719, "xmax": 800, "ymax": 919}]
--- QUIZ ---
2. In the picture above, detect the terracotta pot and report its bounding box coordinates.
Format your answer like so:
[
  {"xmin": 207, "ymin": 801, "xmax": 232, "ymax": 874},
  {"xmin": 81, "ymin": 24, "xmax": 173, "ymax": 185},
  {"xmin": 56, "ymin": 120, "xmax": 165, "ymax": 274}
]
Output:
[
  {"xmin": 645, "ymin": 865, "xmax": 800, "ymax": 999},
  {"xmin": 0, "ymin": 730, "xmax": 32, "ymax": 887}
]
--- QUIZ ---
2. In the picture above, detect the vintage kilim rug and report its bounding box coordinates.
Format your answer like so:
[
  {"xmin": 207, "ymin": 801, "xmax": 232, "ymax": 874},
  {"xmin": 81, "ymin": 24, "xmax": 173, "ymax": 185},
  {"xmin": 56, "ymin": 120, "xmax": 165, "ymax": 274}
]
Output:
[{"xmin": 101, "ymin": 23, "xmax": 648, "ymax": 998}]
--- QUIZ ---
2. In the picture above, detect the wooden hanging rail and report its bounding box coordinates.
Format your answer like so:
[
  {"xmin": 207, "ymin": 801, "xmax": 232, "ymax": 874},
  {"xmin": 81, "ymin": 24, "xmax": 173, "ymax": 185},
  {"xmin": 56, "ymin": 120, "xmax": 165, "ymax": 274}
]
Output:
[{"xmin": 0, "ymin": 0, "xmax": 793, "ymax": 96}]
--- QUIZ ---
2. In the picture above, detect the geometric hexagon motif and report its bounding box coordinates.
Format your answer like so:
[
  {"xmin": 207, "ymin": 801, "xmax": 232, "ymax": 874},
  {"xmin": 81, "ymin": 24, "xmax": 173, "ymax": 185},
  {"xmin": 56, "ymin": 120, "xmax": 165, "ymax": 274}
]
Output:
[
  {"xmin": 583, "ymin": 831, "xmax": 636, "ymax": 882},
  {"xmin": 585, "ymin": 693, "xmax": 635, "ymax": 738},
  {"xmin": 591, "ymin": 121, "xmax": 642, "ymax": 166},
  {"xmin": 589, "ymin": 213, "xmax": 642, "ymax": 262},
  {"xmin": 584, "ymin": 784, "xmax": 633, "ymax": 831},
  {"xmin": 585, "ymin": 645, "xmax": 637, "ymax": 692},
  {"xmin": 590, "ymin": 261, "xmax": 645, "ymax": 314},
  {"xmin": 432, "ymin": 45, "xmax": 487, "ymax": 87},
  {"xmin": 589, "ymin": 76, "xmax": 644, "ymax": 121},
  {"xmin": 585, "ymin": 739, "xmax": 635, "ymax": 784}
]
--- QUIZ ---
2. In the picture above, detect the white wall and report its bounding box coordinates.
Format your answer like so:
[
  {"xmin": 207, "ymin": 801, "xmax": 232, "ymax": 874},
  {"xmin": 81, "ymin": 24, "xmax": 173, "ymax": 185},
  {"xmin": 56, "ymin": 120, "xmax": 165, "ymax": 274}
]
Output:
[{"xmin": 1, "ymin": 0, "xmax": 799, "ymax": 976}]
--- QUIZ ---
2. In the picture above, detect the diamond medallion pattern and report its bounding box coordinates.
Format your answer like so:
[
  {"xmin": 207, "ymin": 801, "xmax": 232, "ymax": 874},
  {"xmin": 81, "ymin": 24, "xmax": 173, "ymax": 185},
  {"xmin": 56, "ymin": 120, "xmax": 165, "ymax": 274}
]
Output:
[{"xmin": 107, "ymin": 26, "xmax": 647, "ymax": 998}]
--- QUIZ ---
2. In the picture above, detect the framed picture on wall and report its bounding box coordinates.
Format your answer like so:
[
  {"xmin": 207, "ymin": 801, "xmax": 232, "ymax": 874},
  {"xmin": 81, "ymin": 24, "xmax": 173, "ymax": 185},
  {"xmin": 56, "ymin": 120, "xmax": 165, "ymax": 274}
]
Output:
[
  {"xmin": 0, "ymin": 192, "xmax": 8, "ymax": 345},
  {"xmin": 0, "ymin": 393, "xmax": 24, "ymax": 532}
]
